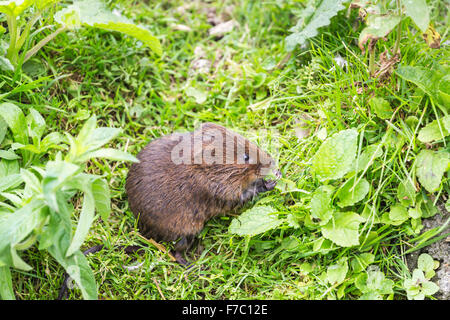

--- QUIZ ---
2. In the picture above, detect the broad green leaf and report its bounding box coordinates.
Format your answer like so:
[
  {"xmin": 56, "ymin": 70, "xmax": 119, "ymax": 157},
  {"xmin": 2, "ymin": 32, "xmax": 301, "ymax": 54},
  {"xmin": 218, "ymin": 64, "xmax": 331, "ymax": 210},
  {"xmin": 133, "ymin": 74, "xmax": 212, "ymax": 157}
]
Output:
[
  {"xmin": 310, "ymin": 185, "xmax": 335, "ymax": 225},
  {"xmin": 54, "ymin": 0, "xmax": 161, "ymax": 55},
  {"xmin": 0, "ymin": 102, "xmax": 28, "ymax": 145},
  {"xmin": 26, "ymin": 108, "xmax": 46, "ymax": 142},
  {"xmin": 0, "ymin": 150, "xmax": 20, "ymax": 160},
  {"xmin": 417, "ymin": 253, "xmax": 435, "ymax": 274},
  {"xmin": 0, "ymin": 266, "xmax": 14, "ymax": 299},
  {"xmin": 417, "ymin": 115, "xmax": 450, "ymax": 143},
  {"xmin": 285, "ymin": 0, "xmax": 346, "ymax": 51},
  {"xmin": 369, "ymin": 97, "xmax": 393, "ymax": 120},
  {"xmin": 229, "ymin": 206, "xmax": 282, "ymax": 236},
  {"xmin": 0, "ymin": 0, "xmax": 34, "ymax": 16},
  {"xmin": 350, "ymin": 144, "xmax": 383, "ymax": 174},
  {"xmin": 0, "ymin": 174, "xmax": 22, "ymax": 192},
  {"xmin": 397, "ymin": 179, "xmax": 416, "ymax": 207},
  {"xmin": 359, "ymin": 14, "xmax": 401, "ymax": 51},
  {"xmin": 396, "ymin": 66, "xmax": 440, "ymax": 99},
  {"xmin": 389, "ymin": 204, "xmax": 409, "ymax": 224},
  {"xmin": 415, "ymin": 150, "xmax": 449, "ymax": 193},
  {"xmin": 0, "ymin": 199, "xmax": 45, "ymax": 270},
  {"xmin": 326, "ymin": 259, "xmax": 348, "ymax": 285},
  {"xmin": 92, "ymin": 178, "xmax": 110, "ymax": 221},
  {"xmin": 404, "ymin": 0, "xmax": 430, "ymax": 33},
  {"xmin": 321, "ymin": 211, "xmax": 364, "ymax": 247},
  {"xmin": 311, "ymin": 129, "xmax": 358, "ymax": 181},
  {"xmin": 336, "ymin": 177, "xmax": 370, "ymax": 208},
  {"xmin": 350, "ymin": 253, "xmax": 374, "ymax": 273}
]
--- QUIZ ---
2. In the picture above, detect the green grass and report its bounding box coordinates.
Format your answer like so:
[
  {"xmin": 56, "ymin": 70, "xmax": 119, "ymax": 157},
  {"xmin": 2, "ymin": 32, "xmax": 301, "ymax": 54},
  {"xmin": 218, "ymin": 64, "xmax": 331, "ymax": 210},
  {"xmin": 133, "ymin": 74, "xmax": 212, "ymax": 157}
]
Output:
[{"xmin": 1, "ymin": 0, "xmax": 449, "ymax": 300}]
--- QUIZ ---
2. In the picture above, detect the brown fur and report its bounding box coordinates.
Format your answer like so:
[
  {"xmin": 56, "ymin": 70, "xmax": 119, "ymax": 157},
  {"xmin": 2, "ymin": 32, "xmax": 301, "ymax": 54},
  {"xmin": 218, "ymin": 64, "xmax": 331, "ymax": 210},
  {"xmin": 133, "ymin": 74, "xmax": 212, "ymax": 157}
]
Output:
[{"xmin": 125, "ymin": 123, "xmax": 279, "ymax": 256}]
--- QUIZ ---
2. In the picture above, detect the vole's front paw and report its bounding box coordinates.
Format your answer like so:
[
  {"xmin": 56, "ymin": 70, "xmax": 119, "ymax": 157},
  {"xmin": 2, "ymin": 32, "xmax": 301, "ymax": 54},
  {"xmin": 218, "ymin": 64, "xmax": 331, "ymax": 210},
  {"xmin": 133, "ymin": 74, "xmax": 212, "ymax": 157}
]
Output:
[{"xmin": 264, "ymin": 179, "xmax": 277, "ymax": 191}]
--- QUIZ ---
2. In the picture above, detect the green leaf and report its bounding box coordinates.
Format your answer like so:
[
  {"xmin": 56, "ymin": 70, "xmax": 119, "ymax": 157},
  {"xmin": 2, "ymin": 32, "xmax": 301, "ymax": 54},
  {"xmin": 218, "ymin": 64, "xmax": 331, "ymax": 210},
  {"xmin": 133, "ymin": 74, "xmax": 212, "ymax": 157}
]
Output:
[
  {"xmin": 185, "ymin": 87, "xmax": 207, "ymax": 104},
  {"xmin": 417, "ymin": 253, "xmax": 435, "ymax": 274},
  {"xmin": 350, "ymin": 144, "xmax": 383, "ymax": 174},
  {"xmin": 229, "ymin": 206, "xmax": 282, "ymax": 236},
  {"xmin": 397, "ymin": 179, "xmax": 416, "ymax": 207},
  {"xmin": 285, "ymin": 0, "xmax": 346, "ymax": 51},
  {"xmin": 404, "ymin": 0, "xmax": 430, "ymax": 33},
  {"xmin": 415, "ymin": 149, "xmax": 449, "ymax": 193},
  {"xmin": 389, "ymin": 204, "xmax": 409, "ymax": 224},
  {"xmin": 0, "ymin": 56, "xmax": 14, "ymax": 72},
  {"xmin": 417, "ymin": 115, "xmax": 450, "ymax": 143},
  {"xmin": 321, "ymin": 211, "xmax": 364, "ymax": 247},
  {"xmin": 396, "ymin": 66, "xmax": 441, "ymax": 99},
  {"xmin": 65, "ymin": 175, "xmax": 95, "ymax": 257},
  {"xmin": 326, "ymin": 259, "xmax": 348, "ymax": 285},
  {"xmin": 0, "ymin": 199, "xmax": 45, "ymax": 270},
  {"xmin": 26, "ymin": 108, "xmax": 46, "ymax": 142},
  {"xmin": 369, "ymin": 97, "xmax": 393, "ymax": 120},
  {"xmin": 0, "ymin": 266, "xmax": 14, "ymax": 299},
  {"xmin": 311, "ymin": 129, "xmax": 358, "ymax": 181},
  {"xmin": 0, "ymin": 102, "xmax": 28, "ymax": 145},
  {"xmin": 350, "ymin": 253, "xmax": 374, "ymax": 273},
  {"xmin": 54, "ymin": 0, "xmax": 161, "ymax": 55},
  {"xmin": 0, "ymin": 174, "xmax": 23, "ymax": 192},
  {"xmin": 336, "ymin": 177, "xmax": 370, "ymax": 208},
  {"xmin": 359, "ymin": 14, "xmax": 402, "ymax": 51},
  {"xmin": 310, "ymin": 185, "xmax": 335, "ymax": 225},
  {"xmin": 92, "ymin": 178, "xmax": 110, "ymax": 221},
  {"xmin": 78, "ymin": 148, "xmax": 138, "ymax": 163},
  {"xmin": 0, "ymin": 150, "xmax": 20, "ymax": 160},
  {"xmin": 0, "ymin": 0, "xmax": 34, "ymax": 16}
]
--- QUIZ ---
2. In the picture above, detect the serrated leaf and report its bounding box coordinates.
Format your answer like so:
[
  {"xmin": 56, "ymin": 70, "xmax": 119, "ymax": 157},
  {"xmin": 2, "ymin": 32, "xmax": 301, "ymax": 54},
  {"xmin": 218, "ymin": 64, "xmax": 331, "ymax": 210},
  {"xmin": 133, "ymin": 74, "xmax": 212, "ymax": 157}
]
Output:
[
  {"xmin": 321, "ymin": 211, "xmax": 364, "ymax": 247},
  {"xmin": 311, "ymin": 129, "xmax": 358, "ymax": 181},
  {"xmin": 229, "ymin": 206, "xmax": 281, "ymax": 236},
  {"xmin": 285, "ymin": 0, "xmax": 345, "ymax": 51},
  {"xmin": 415, "ymin": 149, "xmax": 449, "ymax": 193},
  {"xmin": 404, "ymin": 0, "xmax": 430, "ymax": 32},
  {"xmin": 336, "ymin": 177, "xmax": 370, "ymax": 208}
]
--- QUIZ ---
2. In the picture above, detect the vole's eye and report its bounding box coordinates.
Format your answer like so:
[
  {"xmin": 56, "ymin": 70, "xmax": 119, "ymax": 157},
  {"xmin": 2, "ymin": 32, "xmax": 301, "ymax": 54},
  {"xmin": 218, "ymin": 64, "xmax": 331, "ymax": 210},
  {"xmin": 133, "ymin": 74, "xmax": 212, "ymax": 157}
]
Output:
[{"xmin": 243, "ymin": 154, "xmax": 250, "ymax": 162}]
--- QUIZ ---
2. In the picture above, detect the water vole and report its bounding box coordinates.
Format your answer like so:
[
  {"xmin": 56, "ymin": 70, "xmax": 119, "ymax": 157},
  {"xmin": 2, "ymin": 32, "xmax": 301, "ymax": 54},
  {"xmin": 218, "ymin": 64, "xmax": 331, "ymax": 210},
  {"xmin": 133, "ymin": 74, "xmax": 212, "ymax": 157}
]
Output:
[{"xmin": 125, "ymin": 123, "xmax": 280, "ymax": 263}]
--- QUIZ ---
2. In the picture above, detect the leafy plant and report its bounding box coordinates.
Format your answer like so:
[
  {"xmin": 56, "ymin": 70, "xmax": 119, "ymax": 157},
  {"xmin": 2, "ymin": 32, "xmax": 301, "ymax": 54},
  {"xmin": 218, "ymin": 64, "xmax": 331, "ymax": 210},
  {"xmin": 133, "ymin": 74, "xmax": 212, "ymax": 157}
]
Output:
[
  {"xmin": 0, "ymin": 105, "xmax": 137, "ymax": 300},
  {"xmin": 404, "ymin": 253, "xmax": 440, "ymax": 300},
  {"xmin": 0, "ymin": 0, "xmax": 161, "ymax": 71},
  {"xmin": 354, "ymin": 0, "xmax": 440, "ymax": 76}
]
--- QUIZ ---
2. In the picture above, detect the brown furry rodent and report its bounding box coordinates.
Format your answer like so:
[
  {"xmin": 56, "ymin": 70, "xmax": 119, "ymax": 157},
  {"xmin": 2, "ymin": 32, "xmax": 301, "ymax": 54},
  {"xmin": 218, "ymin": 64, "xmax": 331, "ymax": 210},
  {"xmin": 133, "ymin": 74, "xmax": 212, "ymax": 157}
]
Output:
[{"xmin": 125, "ymin": 122, "xmax": 280, "ymax": 263}]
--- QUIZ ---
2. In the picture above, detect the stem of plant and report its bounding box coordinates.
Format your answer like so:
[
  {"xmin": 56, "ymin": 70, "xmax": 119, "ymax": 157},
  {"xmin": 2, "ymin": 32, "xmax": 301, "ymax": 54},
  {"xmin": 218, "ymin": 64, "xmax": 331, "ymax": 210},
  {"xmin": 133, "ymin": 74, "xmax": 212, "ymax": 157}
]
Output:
[
  {"xmin": 393, "ymin": 0, "xmax": 402, "ymax": 55},
  {"xmin": 24, "ymin": 26, "xmax": 68, "ymax": 63},
  {"xmin": 369, "ymin": 45, "xmax": 376, "ymax": 77}
]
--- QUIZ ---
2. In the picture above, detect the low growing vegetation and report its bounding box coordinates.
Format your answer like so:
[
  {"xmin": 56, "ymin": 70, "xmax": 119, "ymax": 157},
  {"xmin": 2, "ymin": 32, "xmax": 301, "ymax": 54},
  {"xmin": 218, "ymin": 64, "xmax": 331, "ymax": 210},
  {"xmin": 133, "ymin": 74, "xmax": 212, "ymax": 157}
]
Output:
[{"xmin": 0, "ymin": 0, "xmax": 448, "ymax": 300}]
